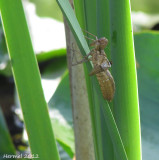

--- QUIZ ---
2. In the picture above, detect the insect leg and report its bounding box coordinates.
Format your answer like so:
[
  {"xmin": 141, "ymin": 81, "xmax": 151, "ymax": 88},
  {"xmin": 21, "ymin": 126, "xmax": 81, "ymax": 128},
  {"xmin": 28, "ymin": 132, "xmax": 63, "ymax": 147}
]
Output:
[
  {"xmin": 84, "ymin": 36, "xmax": 95, "ymax": 41},
  {"xmin": 89, "ymin": 65, "xmax": 104, "ymax": 76},
  {"xmin": 71, "ymin": 43, "xmax": 93, "ymax": 66},
  {"xmin": 72, "ymin": 57, "xmax": 92, "ymax": 66},
  {"xmin": 89, "ymin": 59, "xmax": 112, "ymax": 76}
]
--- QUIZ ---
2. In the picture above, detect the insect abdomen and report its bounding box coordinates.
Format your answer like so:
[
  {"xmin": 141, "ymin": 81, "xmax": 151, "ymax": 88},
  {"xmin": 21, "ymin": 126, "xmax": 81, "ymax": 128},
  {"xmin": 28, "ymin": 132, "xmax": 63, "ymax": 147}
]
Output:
[{"xmin": 96, "ymin": 70, "xmax": 115, "ymax": 101}]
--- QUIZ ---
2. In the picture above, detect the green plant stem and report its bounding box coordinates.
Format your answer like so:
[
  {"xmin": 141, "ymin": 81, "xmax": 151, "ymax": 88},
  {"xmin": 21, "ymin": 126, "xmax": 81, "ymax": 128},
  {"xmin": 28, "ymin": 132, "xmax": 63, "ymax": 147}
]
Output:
[
  {"xmin": 74, "ymin": 1, "xmax": 104, "ymax": 159},
  {"xmin": 57, "ymin": 0, "xmax": 128, "ymax": 160}
]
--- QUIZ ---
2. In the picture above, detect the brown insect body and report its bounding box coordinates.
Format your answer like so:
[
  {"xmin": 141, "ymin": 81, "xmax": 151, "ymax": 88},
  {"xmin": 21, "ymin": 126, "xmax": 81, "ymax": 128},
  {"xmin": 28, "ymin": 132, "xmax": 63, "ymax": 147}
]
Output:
[
  {"xmin": 96, "ymin": 70, "xmax": 115, "ymax": 101},
  {"xmin": 89, "ymin": 45, "xmax": 115, "ymax": 101},
  {"xmin": 72, "ymin": 33, "xmax": 115, "ymax": 101}
]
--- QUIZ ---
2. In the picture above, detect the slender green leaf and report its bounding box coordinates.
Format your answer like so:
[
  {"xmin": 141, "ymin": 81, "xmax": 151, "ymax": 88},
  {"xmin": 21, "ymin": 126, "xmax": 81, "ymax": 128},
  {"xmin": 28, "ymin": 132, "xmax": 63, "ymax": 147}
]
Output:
[
  {"xmin": 0, "ymin": 1, "xmax": 59, "ymax": 159},
  {"xmin": 109, "ymin": 0, "xmax": 141, "ymax": 159},
  {"xmin": 0, "ymin": 19, "xmax": 12, "ymax": 76}
]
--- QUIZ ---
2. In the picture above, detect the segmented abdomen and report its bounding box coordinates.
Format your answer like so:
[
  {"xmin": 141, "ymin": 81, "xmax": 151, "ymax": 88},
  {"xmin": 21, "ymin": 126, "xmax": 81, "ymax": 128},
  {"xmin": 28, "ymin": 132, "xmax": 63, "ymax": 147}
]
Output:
[{"xmin": 96, "ymin": 70, "xmax": 115, "ymax": 101}]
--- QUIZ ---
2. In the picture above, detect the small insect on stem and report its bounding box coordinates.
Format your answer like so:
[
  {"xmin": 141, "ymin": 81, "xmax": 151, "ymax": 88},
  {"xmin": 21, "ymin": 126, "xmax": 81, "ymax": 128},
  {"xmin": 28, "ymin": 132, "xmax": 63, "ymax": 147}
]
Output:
[{"xmin": 71, "ymin": 31, "xmax": 115, "ymax": 101}]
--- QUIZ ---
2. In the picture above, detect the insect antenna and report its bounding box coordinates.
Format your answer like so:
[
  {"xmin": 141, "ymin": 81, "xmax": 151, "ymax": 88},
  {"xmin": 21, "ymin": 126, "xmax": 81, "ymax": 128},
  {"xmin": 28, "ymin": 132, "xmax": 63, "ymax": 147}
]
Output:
[
  {"xmin": 82, "ymin": 29, "xmax": 98, "ymax": 39},
  {"xmin": 84, "ymin": 36, "xmax": 95, "ymax": 41}
]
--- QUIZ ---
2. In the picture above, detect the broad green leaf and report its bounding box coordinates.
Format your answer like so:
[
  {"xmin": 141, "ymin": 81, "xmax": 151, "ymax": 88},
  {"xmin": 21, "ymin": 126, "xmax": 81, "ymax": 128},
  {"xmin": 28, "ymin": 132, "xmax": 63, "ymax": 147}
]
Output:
[
  {"xmin": 49, "ymin": 71, "xmax": 74, "ymax": 158},
  {"xmin": 134, "ymin": 31, "xmax": 159, "ymax": 160}
]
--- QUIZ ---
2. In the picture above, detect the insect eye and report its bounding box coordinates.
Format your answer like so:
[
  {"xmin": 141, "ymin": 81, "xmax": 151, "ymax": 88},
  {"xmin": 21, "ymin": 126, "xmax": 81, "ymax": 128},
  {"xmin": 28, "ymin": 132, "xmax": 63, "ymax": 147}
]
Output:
[{"xmin": 109, "ymin": 61, "xmax": 113, "ymax": 65}]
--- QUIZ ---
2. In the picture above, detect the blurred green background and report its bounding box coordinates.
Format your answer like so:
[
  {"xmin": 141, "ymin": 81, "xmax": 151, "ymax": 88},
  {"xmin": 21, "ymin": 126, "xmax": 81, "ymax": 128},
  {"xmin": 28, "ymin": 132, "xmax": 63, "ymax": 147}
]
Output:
[{"xmin": 0, "ymin": 0, "xmax": 159, "ymax": 159}]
